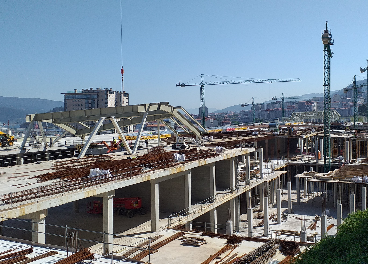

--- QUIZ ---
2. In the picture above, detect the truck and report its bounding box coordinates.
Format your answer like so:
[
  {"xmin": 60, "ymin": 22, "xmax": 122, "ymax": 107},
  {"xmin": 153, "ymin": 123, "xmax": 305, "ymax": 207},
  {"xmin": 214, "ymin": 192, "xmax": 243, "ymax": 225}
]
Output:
[
  {"xmin": 87, "ymin": 197, "xmax": 145, "ymax": 218},
  {"xmin": 0, "ymin": 131, "xmax": 14, "ymax": 147}
]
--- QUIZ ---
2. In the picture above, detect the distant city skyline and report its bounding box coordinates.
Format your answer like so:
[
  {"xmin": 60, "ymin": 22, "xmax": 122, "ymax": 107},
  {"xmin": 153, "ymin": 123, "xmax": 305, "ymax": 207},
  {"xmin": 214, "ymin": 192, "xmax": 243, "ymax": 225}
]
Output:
[{"xmin": 1, "ymin": 1, "xmax": 368, "ymax": 110}]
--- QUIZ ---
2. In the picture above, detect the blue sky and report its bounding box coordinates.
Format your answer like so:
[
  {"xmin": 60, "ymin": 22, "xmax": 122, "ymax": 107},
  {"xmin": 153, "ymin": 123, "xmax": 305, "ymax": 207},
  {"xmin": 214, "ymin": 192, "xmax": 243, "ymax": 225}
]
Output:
[{"xmin": 1, "ymin": 0, "xmax": 368, "ymax": 110}]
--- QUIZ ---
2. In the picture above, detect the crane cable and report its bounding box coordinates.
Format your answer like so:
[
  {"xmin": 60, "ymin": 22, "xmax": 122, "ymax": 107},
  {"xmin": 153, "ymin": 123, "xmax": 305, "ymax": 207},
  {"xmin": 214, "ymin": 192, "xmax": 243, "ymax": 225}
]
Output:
[{"xmin": 120, "ymin": 0, "xmax": 124, "ymax": 92}]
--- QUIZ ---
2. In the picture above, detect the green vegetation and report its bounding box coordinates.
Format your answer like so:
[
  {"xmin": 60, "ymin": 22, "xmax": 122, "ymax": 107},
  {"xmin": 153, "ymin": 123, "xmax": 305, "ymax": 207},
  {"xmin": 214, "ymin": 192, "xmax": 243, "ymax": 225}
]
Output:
[{"xmin": 294, "ymin": 210, "xmax": 368, "ymax": 264}]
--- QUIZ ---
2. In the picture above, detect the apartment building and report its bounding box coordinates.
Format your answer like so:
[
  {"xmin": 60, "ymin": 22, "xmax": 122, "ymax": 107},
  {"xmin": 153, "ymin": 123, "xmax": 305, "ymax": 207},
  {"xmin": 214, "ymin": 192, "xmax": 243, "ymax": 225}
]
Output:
[{"xmin": 62, "ymin": 88, "xmax": 129, "ymax": 111}]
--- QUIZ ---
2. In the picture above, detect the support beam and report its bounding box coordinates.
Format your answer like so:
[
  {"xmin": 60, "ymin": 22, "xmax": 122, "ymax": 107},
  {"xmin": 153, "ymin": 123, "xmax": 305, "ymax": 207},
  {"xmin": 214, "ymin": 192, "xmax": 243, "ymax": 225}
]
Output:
[
  {"xmin": 103, "ymin": 190, "xmax": 115, "ymax": 255},
  {"xmin": 321, "ymin": 214, "xmax": 327, "ymax": 238},
  {"xmin": 110, "ymin": 116, "xmax": 132, "ymax": 155},
  {"xmin": 151, "ymin": 182, "xmax": 159, "ymax": 232},
  {"xmin": 133, "ymin": 109, "xmax": 150, "ymax": 154},
  {"xmin": 78, "ymin": 117, "xmax": 106, "ymax": 159},
  {"xmin": 20, "ymin": 120, "xmax": 34, "ymax": 153},
  {"xmin": 210, "ymin": 209, "xmax": 217, "ymax": 234},
  {"xmin": 37, "ymin": 121, "xmax": 47, "ymax": 151}
]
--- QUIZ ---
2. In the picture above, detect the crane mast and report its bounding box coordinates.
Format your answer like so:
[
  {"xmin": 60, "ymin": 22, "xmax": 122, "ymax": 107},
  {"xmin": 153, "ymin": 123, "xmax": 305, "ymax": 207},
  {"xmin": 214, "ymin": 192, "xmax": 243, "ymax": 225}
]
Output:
[{"xmin": 322, "ymin": 21, "xmax": 333, "ymax": 173}]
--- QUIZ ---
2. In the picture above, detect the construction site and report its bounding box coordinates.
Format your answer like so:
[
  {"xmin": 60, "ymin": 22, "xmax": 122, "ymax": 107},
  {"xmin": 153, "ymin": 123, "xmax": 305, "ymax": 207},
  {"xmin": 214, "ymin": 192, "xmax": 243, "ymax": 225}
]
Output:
[
  {"xmin": 0, "ymin": 20, "xmax": 367, "ymax": 263},
  {"xmin": 0, "ymin": 96, "xmax": 366, "ymax": 264}
]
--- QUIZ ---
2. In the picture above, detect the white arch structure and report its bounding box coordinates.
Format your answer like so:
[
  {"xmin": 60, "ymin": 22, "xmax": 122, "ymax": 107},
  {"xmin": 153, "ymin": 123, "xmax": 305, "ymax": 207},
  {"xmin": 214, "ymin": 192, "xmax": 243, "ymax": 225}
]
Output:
[{"xmin": 21, "ymin": 102, "xmax": 205, "ymax": 158}]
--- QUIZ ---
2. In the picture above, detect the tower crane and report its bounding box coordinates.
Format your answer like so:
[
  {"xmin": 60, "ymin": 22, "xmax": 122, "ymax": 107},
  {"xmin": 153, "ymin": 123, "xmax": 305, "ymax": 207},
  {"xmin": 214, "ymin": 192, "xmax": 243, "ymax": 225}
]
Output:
[
  {"xmin": 177, "ymin": 74, "xmax": 300, "ymax": 127},
  {"xmin": 272, "ymin": 93, "xmax": 285, "ymax": 118},
  {"xmin": 360, "ymin": 60, "xmax": 368, "ymax": 120},
  {"xmin": 343, "ymin": 76, "xmax": 367, "ymax": 128},
  {"xmin": 322, "ymin": 21, "xmax": 334, "ymax": 173},
  {"xmin": 241, "ymin": 97, "xmax": 256, "ymax": 123}
]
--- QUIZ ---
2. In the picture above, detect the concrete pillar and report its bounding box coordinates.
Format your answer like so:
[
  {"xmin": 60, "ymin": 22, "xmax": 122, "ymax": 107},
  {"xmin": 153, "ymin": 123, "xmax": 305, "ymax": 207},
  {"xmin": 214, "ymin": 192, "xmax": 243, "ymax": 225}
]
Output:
[
  {"xmin": 263, "ymin": 197, "xmax": 269, "ymax": 237},
  {"xmin": 300, "ymin": 228, "xmax": 307, "ymax": 242},
  {"xmin": 209, "ymin": 164, "xmax": 217, "ymax": 233},
  {"xmin": 258, "ymin": 148, "xmax": 263, "ymax": 179},
  {"xmin": 270, "ymin": 181, "xmax": 274, "ymax": 204},
  {"xmin": 185, "ymin": 171, "xmax": 192, "ymax": 230},
  {"xmin": 288, "ymin": 181, "xmax": 292, "ymax": 213},
  {"xmin": 254, "ymin": 141, "xmax": 258, "ymax": 160},
  {"xmin": 235, "ymin": 196, "xmax": 240, "ymax": 232},
  {"xmin": 320, "ymin": 138, "xmax": 324, "ymax": 160},
  {"xmin": 245, "ymin": 154, "xmax": 250, "ymax": 183},
  {"xmin": 337, "ymin": 201, "xmax": 342, "ymax": 226},
  {"xmin": 210, "ymin": 209, "xmax": 218, "ymax": 233},
  {"xmin": 102, "ymin": 190, "xmax": 114, "ymax": 254},
  {"xmin": 296, "ymin": 177, "xmax": 300, "ymax": 204},
  {"xmin": 226, "ymin": 220, "xmax": 233, "ymax": 236},
  {"xmin": 260, "ymin": 183, "xmax": 264, "ymax": 211},
  {"xmin": 349, "ymin": 139, "xmax": 353, "ymax": 161},
  {"xmin": 230, "ymin": 158, "xmax": 236, "ymax": 191},
  {"xmin": 16, "ymin": 154, "xmax": 23, "ymax": 165},
  {"xmin": 247, "ymin": 208, "xmax": 253, "ymax": 237},
  {"xmin": 210, "ymin": 165, "xmax": 216, "ymax": 197},
  {"xmin": 151, "ymin": 183, "xmax": 159, "ymax": 232},
  {"xmin": 321, "ymin": 214, "xmax": 327, "ymax": 238},
  {"xmin": 345, "ymin": 140, "xmax": 350, "ymax": 163},
  {"xmin": 304, "ymin": 178, "xmax": 308, "ymax": 198},
  {"xmin": 31, "ymin": 210, "xmax": 47, "ymax": 244},
  {"xmin": 315, "ymin": 137, "xmax": 319, "ymax": 162},
  {"xmin": 300, "ymin": 138, "xmax": 304, "ymax": 155},
  {"xmin": 246, "ymin": 191, "xmax": 251, "ymax": 209},
  {"xmin": 350, "ymin": 193, "xmax": 355, "ymax": 214},
  {"xmin": 265, "ymin": 139, "xmax": 269, "ymax": 161},
  {"xmin": 362, "ymin": 187, "xmax": 366, "ymax": 211},
  {"xmin": 277, "ymin": 189, "xmax": 281, "ymax": 224},
  {"xmin": 230, "ymin": 198, "xmax": 236, "ymax": 231}
]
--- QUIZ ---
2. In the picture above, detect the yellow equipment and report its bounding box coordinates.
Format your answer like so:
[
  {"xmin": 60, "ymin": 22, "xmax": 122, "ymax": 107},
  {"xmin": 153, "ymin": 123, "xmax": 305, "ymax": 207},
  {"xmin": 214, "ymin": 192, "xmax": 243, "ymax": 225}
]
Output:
[{"xmin": 0, "ymin": 131, "xmax": 14, "ymax": 147}]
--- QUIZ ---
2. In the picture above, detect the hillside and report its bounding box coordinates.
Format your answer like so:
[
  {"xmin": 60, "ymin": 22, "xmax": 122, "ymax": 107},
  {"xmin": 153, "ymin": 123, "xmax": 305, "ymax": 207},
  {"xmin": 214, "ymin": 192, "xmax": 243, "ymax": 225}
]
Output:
[{"xmin": 0, "ymin": 96, "xmax": 63, "ymax": 124}]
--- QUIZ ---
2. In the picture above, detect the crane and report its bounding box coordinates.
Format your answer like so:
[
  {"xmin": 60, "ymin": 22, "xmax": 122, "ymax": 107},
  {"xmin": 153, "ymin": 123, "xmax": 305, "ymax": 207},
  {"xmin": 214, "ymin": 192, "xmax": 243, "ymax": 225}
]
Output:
[
  {"xmin": 322, "ymin": 21, "xmax": 334, "ymax": 173},
  {"xmin": 360, "ymin": 60, "xmax": 368, "ymax": 121},
  {"xmin": 177, "ymin": 74, "xmax": 300, "ymax": 127},
  {"xmin": 241, "ymin": 97, "xmax": 256, "ymax": 123},
  {"xmin": 343, "ymin": 76, "xmax": 367, "ymax": 128},
  {"xmin": 272, "ymin": 93, "xmax": 285, "ymax": 118}
]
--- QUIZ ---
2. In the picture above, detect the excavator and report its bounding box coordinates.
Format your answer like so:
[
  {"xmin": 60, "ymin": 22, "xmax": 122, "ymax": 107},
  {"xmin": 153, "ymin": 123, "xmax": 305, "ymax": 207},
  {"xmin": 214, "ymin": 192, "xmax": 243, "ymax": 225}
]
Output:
[{"xmin": 0, "ymin": 131, "xmax": 14, "ymax": 147}]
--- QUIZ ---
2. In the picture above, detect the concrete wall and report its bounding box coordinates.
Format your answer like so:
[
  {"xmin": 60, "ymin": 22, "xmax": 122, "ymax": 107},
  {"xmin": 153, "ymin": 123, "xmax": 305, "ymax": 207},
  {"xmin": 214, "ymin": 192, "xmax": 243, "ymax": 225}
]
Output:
[
  {"xmin": 191, "ymin": 166, "xmax": 211, "ymax": 204},
  {"xmin": 159, "ymin": 175, "xmax": 185, "ymax": 217},
  {"xmin": 216, "ymin": 160, "xmax": 231, "ymax": 190}
]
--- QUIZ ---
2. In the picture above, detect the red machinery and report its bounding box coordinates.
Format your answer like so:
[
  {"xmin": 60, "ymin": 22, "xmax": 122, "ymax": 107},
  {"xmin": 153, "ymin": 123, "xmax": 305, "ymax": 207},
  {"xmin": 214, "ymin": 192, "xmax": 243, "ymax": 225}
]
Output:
[{"xmin": 87, "ymin": 197, "xmax": 145, "ymax": 218}]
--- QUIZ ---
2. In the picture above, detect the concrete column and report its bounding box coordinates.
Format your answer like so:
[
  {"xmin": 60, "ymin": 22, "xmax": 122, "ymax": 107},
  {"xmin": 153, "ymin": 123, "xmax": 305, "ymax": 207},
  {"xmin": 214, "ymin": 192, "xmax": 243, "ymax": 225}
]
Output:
[
  {"xmin": 245, "ymin": 154, "xmax": 250, "ymax": 183},
  {"xmin": 151, "ymin": 182, "xmax": 159, "ymax": 232},
  {"xmin": 16, "ymin": 154, "xmax": 23, "ymax": 165},
  {"xmin": 260, "ymin": 183, "xmax": 264, "ymax": 211},
  {"xmin": 277, "ymin": 189, "xmax": 281, "ymax": 224},
  {"xmin": 226, "ymin": 220, "xmax": 233, "ymax": 236},
  {"xmin": 333, "ymin": 182, "xmax": 337, "ymax": 208},
  {"xmin": 337, "ymin": 201, "xmax": 342, "ymax": 226},
  {"xmin": 246, "ymin": 191, "xmax": 251, "ymax": 209},
  {"xmin": 287, "ymin": 181, "xmax": 292, "ymax": 213},
  {"xmin": 320, "ymin": 138, "xmax": 324, "ymax": 160},
  {"xmin": 315, "ymin": 137, "xmax": 319, "ymax": 162},
  {"xmin": 247, "ymin": 208, "xmax": 253, "ymax": 237},
  {"xmin": 270, "ymin": 181, "xmax": 274, "ymax": 204},
  {"xmin": 300, "ymin": 138, "xmax": 304, "ymax": 155},
  {"xmin": 350, "ymin": 193, "xmax": 355, "ymax": 214},
  {"xmin": 300, "ymin": 228, "xmax": 307, "ymax": 242},
  {"xmin": 304, "ymin": 178, "xmax": 308, "ymax": 198},
  {"xmin": 254, "ymin": 141, "xmax": 258, "ymax": 160},
  {"xmin": 230, "ymin": 158, "xmax": 236, "ymax": 191},
  {"xmin": 185, "ymin": 171, "xmax": 192, "ymax": 230},
  {"xmin": 235, "ymin": 196, "xmax": 240, "ymax": 232},
  {"xmin": 210, "ymin": 209, "xmax": 218, "ymax": 233},
  {"xmin": 230, "ymin": 198, "xmax": 236, "ymax": 231},
  {"xmin": 321, "ymin": 214, "xmax": 327, "ymax": 238},
  {"xmin": 31, "ymin": 210, "xmax": 47, "ymax": 244},
  {"xmin": 103, "ymin": 190, "xmax": 115, "ymax": 255},
  {"xmin": 345, "ymin": 140, "xmax": 350, "ymax": 163},
  {"xmin": 258, "ymin": 148, "xmax": 263, "ymax": 179},
  {"xmin": 265, "ymin": 139, "xmax": 269, "ymax": 160},
  {"xmin": 263, "ymin": 197, "xmax": 269, "ymax": 237},
  {"xmin": 209, "ymin": 164, "xmax": 217, "ymax": 233},
  {"xmin": 349, "ymin": 139, "xmax": 353, "ymax": 161},
  {"xmin": 296, "ymin": 177, "xmax": 300, "ymax": 204},
  {"xmin": 362, "ymin": 187, "xmax": 366, "ymax": 211}
]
